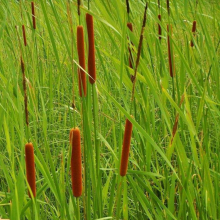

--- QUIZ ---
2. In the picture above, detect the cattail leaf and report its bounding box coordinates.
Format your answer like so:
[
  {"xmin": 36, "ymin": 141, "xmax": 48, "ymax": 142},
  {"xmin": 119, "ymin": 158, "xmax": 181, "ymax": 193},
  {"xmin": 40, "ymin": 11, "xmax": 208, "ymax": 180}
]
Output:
[
  {"xmin": 98, "ymin": 133, "xmax": 118, "ymax": 160},
  {"xmin": 3, "ymin": 117, "xmax": 11, "ymax": 158}
]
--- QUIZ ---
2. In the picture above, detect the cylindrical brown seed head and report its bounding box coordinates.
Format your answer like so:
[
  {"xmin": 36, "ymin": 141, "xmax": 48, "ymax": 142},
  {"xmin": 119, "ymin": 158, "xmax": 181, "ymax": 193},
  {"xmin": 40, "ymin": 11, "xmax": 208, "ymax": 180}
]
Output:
[
  {"xmin": 167, "ymin": 24, "xmax": 175, "ymax": 77},
  {"xmin": 77, "ymin": 0, "xmax": 80, "ymax": 16},
  {"xmin": 70, "ymin": 128, "xmax": 82, "ymax": 197},
  {"xmin": 86, "ymin": 13, "xmax": 96, "ymax": 84},
  {"xmin": 158, "ymin": 15, "xmax": 162, "ymax": 40},
  {"xmin": 31, "ymin": 2, "xmax": 36, "ymax": 30},
  {"xmin": 167, "ymin": 0, "xmax": 170, "ymax": 15},
  {"xmin": 25, "ymin": 143, "xmax": 36, "ymax": 198},
  {"xmin": 77, "ymin": 25, "xmax": 87, "ymax": 97},
  {"xmin": 126, "ymin": 0, "xmax": 130, "ymax": 14},
  {"xmin": 192, "ymin": 20, "xmax": 197, "ymax": 33},
  {"xmin": 127, "ymin": 22, "xmax": 133, "ymax": 69},
  {"xmin": 191, "ymin": 21, "xmax": 197, "ymax": 47},
  {"xmin": 127, "ymin": 22, "xmax": 133, "ymax": 32},
  {"xmin": 21, "ymin": 56, "xmax": 29, "ymax": 126},
  {"xmin": 120, "ymin": 118, "xmax": 133, "ymax": 176},
  {"xmin": 22, "ymin": 25, "xmax": 27, "ymax": 46}
]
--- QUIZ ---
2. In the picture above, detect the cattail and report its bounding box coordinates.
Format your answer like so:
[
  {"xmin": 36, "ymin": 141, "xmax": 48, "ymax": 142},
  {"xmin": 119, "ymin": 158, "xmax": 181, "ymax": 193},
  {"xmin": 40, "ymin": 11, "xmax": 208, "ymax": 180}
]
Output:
[
  {"xmin": 25, "ymin": 143, "xmax": 36, "ymax": 198},
  {"xmin": 167, "ymin": 24, "xmax": 175, "ymax": 77},
  {"xmin": 21, "ymin": 56, "xmax": 29, "ymax": 126},
  {"xmin": 127, "ymin": 22, "xmax": 133, "ymax": 70},
  {"xmin": 22, "ymin": 25, "xmax": 27, "ymax": 46},
  {"xmin": 31, "ymin": 2, "xmax": 36, "ymax": 29},
  {"xmin": 120, "ymin": 118, "xmax": 133, "ymax": 176},
  {"xmin": 126, "ymin": 0, "xmax": 130, "ymax": 14},
  {"xmin": 77, "ymin": 0, "xmax": 80, "ymax": 16},
  {"xmin": 131, "ymin": 3, "xmax": 148, "ymax": 102},
  {"xmin": 191, "ymin": 20, "xmax": 197, "ymax": 47},
  {"xmin": 77, "ymin": 26, "xmax": 87, "ymax": 97},
  {"xmin": 86, "ymin": 13, "xmax": 96, "ymax": 84},
  {"xmin": 167, "ymin": 0, "xmax": 170, "ymax": 15},
  {"xmin": 158, "ymin": 15, "xmax": 162, "ymax": 40},
  {"xmin": 70, "ymin": 128, "xmax": 82, "ymax": 197},
  {"xmin": 171, "ymin": 94, "xmax": 185, "ymax": 144},
  {"xmin": 127, "ymin": 23, "xmax": 133, "ymax": 32}
]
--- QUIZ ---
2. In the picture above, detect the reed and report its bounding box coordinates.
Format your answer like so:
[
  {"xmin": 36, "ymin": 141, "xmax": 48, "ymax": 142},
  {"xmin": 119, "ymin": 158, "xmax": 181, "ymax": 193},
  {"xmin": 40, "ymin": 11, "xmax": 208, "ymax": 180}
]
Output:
[
  {"xmin": 191, "ymin": 20, "xmax": 197, "ymax": 47},
  {"xmin": 86, "ymin": 13, "xmax": 96, "ymax": 84},
  {"xmin": 22, "ymin": 25, "xmax": 27, "ymax": 46},
  {"xmin": 120, "ymin": 118, "xmax": 133, "ymax": 176},
  {"xmin": 77, "ymin": 25, "xmax": 87, "ymax": 97},
  {"xmin": 25, "ymin": 143, "xmax": 36, "ymax": 198},
  {"xmin": 31, "ymin": 2, "xmax": 36, "ymax": 30},
  {"xmin": 70, "ymin": 128, "xmax": 82, "ymax": 197},
  {"xmin": 167, "ymin": 24, "xmax": 175, "ymax": 77},
  {"xmin": 158, "ymin": 15, "xmax": 162, "ymax": 40}
]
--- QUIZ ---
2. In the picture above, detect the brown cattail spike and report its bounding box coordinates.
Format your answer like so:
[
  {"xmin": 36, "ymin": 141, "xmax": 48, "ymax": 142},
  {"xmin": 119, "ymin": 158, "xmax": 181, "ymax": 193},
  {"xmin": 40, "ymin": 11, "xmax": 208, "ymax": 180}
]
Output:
[
  {"xmin": 25, "ymin": 143, "xmax": 36, "ymax": 198},
  {"xmin": 70, "ymin": 128, "xmax": 82, "ymax": 197},
  {"xmin": 167, "ymin": 0, "xmax": 170, "ymax": 15},
  {"xmin": 77, "ymin": 26, "xmax": 87, "ymax": 97},
  {"xmin": 21, "ymin": 57, "xmax": 29, "ymax": 126},
  {"xmin": 167, "ymin": 24, "xmax": 175, "ymax": 77},
  {"xmin": 126, "ymin": 0, "xmax": 130, "ymax": 14},
  {"xmin": 127, "ymin": 22, "xmax": 133, "ymax": 69},
  {"xmin": 131, "ymin": 3, "xmax": 148, "ymax": 102},
  {"xmin": 127, "ymin": 22, "xmax": 133, "ymax": 32},
  {"xmin": 86, "ymin": 13, "xmax": 96, "ymax": 84},
  {"xmin": 77, "ymin": 0, "xmax": 80, "ymax": 16},
  {"xmin": 22, "ymin": 25, "xmax": 27, "ymax": 46},
  {"xmin": 31, "ymin": 2, "xmax": 36, "ymax": 29},
  {"xmin": 120, "ymin": 118, "xmax": 133, "ymax": 176},
  {"xmin": 191, "ymin": 20, "xmax": 197, "ymax": 47},
  {"xmin": 158, "ymin": 15, "xmax": 162, "ymax": 40}
]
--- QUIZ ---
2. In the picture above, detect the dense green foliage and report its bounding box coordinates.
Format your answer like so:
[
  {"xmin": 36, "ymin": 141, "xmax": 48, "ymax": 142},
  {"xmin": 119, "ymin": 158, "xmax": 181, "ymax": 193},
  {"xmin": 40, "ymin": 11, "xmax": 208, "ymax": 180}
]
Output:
[{"xmin": 0, "ymin": 0, "xmax": 220, "ymax": 219}]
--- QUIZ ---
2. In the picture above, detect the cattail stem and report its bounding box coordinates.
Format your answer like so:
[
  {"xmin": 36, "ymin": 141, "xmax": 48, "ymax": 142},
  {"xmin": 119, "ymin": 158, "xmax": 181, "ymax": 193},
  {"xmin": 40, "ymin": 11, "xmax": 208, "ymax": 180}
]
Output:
[
  {"xmin": 25, "ymin": 143, "xmax": 36, "ymax": 198},
  {"xmin": 158, "ymin": 15, "xmax": 162, "ymax": 41},
  {"xmin": 86, "ymin": 13, "xmax": 96, "ymax": 84},
  {"xmin": 31, "ymin": 2, "xmax": 36, "ymax": 29},
  {"xmin": 70, "ymin": 128, "xmax": 82, "ymax": 197},
  {"xmin": 77, "ymin": 0, "xmax": 80, "ymax": 16},
  {"xmin": 167, "ymin": 24, "xmax": 175, "ymax": 77},
  {"xmin": 77, "ymin": 197, "xmax": 80, "ymax": 219},
  {"xmin": 131, "ymin": 3, "xmax": 148, "ymax": 103},
  {"xmin": 77, "ymin": 26, "xmax": 87, "ymax": 97},
  {"xmin": 22, "ymin": 25, "xmax": 27, "ymax": 46},
  {"xmin": 191, "ymin": 20, "xmax": 197, "ymax": 47},
  {"xmin": 120, "ymin": 118, "xmax": 133, "ymax": 176},
  {"xmin": 67, "ymin": 1, "xmax": 76, "ymax": 127}
]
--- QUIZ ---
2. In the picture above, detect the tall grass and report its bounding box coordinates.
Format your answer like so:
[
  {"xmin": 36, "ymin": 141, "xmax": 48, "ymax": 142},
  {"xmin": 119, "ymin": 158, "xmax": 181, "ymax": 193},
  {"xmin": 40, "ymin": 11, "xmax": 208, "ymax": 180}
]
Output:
[{"xmin": 0, "ymin": 0, "xmax": 220, "ymax": 219}]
